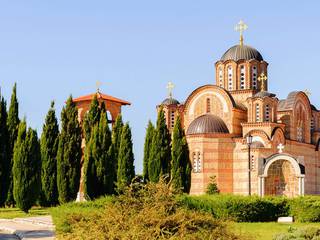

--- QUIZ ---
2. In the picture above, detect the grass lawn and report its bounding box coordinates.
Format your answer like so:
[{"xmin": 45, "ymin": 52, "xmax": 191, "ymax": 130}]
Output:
[
  {"xmin": 231, "ymin": 222, "xmax": 320, "ymax": 240},
  {"xmin": 0, "ymin": 207, "xmax": 50, "ymax": 219}
]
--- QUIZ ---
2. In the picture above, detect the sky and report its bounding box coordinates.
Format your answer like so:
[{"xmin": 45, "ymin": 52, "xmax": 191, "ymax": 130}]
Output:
[{"xmin": 0, "ymin": 1, "xmax": 319, "ymax": 174}]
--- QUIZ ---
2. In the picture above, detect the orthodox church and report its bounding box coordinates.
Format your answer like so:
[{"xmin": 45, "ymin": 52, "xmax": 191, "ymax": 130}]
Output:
[{"xmin": 159, "ymin": 21, "xmax": 320, "ymax": 197}]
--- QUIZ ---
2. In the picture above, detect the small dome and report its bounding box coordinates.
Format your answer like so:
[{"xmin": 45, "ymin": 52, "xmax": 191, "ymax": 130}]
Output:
[
  {"xmin": 221, "ymin": 44, "xmax": 263, "ymax": 62},
  {"xmin": 254, "ymin": 91, "xmax": 276, "ymax": 98},
  {"xmin": 161, "ymin": 97, "xmax": 180, "ymax": 105},
  {"xmin": 186, "ymin": 114, "xmax": 229, "ymax": 135}
]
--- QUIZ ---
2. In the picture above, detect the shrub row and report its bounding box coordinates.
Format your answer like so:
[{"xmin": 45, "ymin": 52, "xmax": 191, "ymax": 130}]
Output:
[{"xmin": 179, "ymin": 194, "xmax": 320, "ymax": 222}]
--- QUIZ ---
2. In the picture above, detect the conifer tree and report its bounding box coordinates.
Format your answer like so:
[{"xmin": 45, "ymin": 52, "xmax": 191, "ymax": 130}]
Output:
[
  {"xmin": 57, "ymin": 96, "xmax": 82, "ymax": 203},
  {"xmin": 171, "ymin": 115, "xmax": 191, "ymax": 193},
  {"xmin": 13, "ymin": 121, "xmax": 41, "ymax": 213},
  {"xmin": 84, "ymin": 111, "xmax": 113, "ymax": 199},
  {"xmin": 117, "ymin": 123, "xmax": 135, "ymax": 191},
  {"xmin": 40, "ymin": 101, "xmax": 59, "ymax": 206},
  {"xmin": 83, "ymin": 95, "xmax": 100, "ymax": 141},
  {"xmin": 111, "ymin": 115, "xmax": 123, "ymax": 183},
  {"xmin": 6, "ymin": 83, "xmax": 20, "ymax": 206},
  {"xmin": 0, "ymin": 94, "xmax": 8, "ymax": 206},
  {"xmin": 143, "ymin": 121, "xmax": 154, "ymax": 181},
  {"xmin": 148, "ymin": 109, "xmax": 171, "ymax": 182}
]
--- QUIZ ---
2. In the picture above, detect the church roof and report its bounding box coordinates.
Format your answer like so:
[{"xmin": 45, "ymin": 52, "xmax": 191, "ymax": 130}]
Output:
[
  {"xmin": 73, "ymin": 92, "xmax": 131, "ymax": 105},
  {"xmin": 254, "ymin": 91, "xmax": 276, "ymax": 98},
  {"xmin": 186, "ymin": 114, "xmax": 229, "ymax": 135},
  {"xmin": 221, "ymin": 44, "xmax": 263, "ymax": 62},
  {"xmin": 161, "ymin": 97, "xmax": 180, "ymax": 105}
]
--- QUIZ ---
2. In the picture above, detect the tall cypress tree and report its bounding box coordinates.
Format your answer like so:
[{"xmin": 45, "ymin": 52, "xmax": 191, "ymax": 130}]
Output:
[
  {"xmin": 6, "ymin": 83, "xmax": 19, "ymax": 206},
  {"xmin": 171, "ymin": 115, "xmax": 191, "ymax": 193},
  {"xmin": 57, "ymin": 96, "xmax": 82, "ymax": 203},
  {"xmin": 148, "ymin": 109, "xmax": 171, "ymax": 182},
  {"xmin": 84, "ymin": 111, "xmax": 113, "ymax": 199},
  {"xmin": 83, "ymin": 95, "xmax": 100, "ymax": 141},
  {"xmin": 40, "ymin": 101, "xmax": 59, "ymax": 206},
  {"xmin": 111, "ymin": 115, "xmax": 123, "ymax": 184},
  {"xmin": 0, "ymin": 94, "xmax": 8, "ymax": 206},
  {"xmin": 13, "ymin": 121, "xmax": 41, "ymax": 213},
  {"xmin": 116, "ymin": 123, "xmax": 135, "ymax": 191},
  {"xmin": 143, "ymin": 121, "xmax": 154, "ymax": 181}
]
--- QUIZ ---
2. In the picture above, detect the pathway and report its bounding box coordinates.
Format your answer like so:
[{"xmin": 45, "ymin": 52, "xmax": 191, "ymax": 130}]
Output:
[{"xmin": 0, "ymin": 216, "xmax": 54, "ymax": 240}]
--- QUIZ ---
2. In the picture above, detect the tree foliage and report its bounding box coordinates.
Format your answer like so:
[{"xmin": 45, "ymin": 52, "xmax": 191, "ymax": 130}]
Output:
[
  {"xmin": 40, "ymin": 101, "xmax": 59, "ymax": 206},
  {"xmin": 57, "ymin": 96, "xmax": 82, "ymax": 203},
  {"xmin": 83, "ymin": 95, "xmax": 100, "ymax": 141},
  {"xmin": 13, "ymin": 121, "xmax": 41, "ymax": 213},
  {"xmin": 0, "ymin": 94, "xmax": 8, "ymax": 206},
  {"xmin": 143, "ymin": 121, "xmax": 154, "ymax": 181},
  {"xmin": 111, "ymin": 115, "xmax": 123, "ymax": 184},
  {"xmin": 148, "ymin": 109, "xmax": 171, "ymax": 182}
]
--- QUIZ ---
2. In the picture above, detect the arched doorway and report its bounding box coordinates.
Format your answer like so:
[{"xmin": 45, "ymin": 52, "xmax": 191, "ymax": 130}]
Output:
[{"xmin": 259, "ymin": 154, "xmax": 305, "ymax": 197}]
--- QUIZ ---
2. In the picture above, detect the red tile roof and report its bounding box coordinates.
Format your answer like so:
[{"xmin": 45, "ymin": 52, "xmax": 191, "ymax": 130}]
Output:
[{"xmin": 73, "ymin": 92, "xmax": 131, "ymax": 105}]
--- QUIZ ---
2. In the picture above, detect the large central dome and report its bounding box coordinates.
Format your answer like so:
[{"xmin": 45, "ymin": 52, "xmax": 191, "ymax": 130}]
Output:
[{"xmin": 221, "ymin": 44, "xmax": 263, "ymax": 62}]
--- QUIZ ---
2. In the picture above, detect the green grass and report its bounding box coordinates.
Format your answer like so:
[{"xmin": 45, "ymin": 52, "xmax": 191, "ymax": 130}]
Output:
[
  {"xmin": 0, "ymin": 207, "xmax": 50, "ymax": 219},
  {"xmin": 231, "ymin": 222, "xmax": 320, "ymax": 240}
]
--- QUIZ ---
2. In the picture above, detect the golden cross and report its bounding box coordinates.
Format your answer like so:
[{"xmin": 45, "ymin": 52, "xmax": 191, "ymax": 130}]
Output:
[
  {"xmin": 166, "ymin": 81, "xmax": 175, "ymax": 98},
  {"xmin": 96, "ymin": 81, "xmax": 102, "ymax": 92},
  {"xmin": 258, "ymin": 73, "xmax": 267, "ymax": 91},
  {"xmin": 234, "ymin": 20, "xmax": 248, "ymax": 46},
  {"xmin": 303, "ymin": 89, "xmax": 311, "ymax": 97}
]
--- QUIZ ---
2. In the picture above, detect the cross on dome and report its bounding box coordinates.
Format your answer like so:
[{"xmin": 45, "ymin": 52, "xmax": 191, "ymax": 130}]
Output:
[
  {"xmin": 258, "ymin": 73, "xmax": 267, "ymax": 91},
  {"xmin": 234, "ymin": 20, "xmax": 248, "ymax": 46},
  {"xmin": 96, "ymin": 81, "xmax": 102, "ymax": 92},
  {"xmin": 277, "ymin": 143, "xmax": 285, "ymax": 153},
  {"xmin": 166, "ymin": 81, "xmax": 175, "ymax": 98}
]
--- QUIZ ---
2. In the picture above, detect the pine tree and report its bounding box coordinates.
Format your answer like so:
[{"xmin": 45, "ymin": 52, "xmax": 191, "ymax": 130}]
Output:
[
  {"xmin": 0, "ymin": 94, "xmax": 8, "ymax": 206},
  {"xmin": 13, "ymin": 121, "xmax": 41, "ymax": 213},
  {"xmin": 143, "ymin": 121, "xmax": 154, "ymax": 181},
  {"xmin": 148, "ymin": 109, "xmax": 171, "ymax": 182},
  {"xmin": 171, "ymin": 115, "xmax": 191, "ymax": 193},
  {"xmin": 83, "ymin": 95, "xmax": 100, "ymax": 141},
  {"xmin": 84, "ymin": 111, "xmax": 113, "ymax": 199},
  {"xmin": 6, "ymin": 83, "xmax": 20, "ymax": 206},
  {"xmin": 57, "ymin": 96, "xmax": 82, "ymax": 203},
  {"xmin": 111, "ymin": 115, "xmax": 123, "ymax": 184},
  {"xmin": 117, "ymin": 123, "xmax": 135, "ymax": 191},
  {"xmin": 40, "ymin": 101, "xmax": 59, "ymax": 206}
]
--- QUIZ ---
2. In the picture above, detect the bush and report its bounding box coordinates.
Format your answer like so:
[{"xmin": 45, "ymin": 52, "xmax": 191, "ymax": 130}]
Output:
[
  {"xmin": 273, "ymin": 227, "xmax": 320, "ymax": 240},
  {"xmin": 206, "ymin": 176, "xmax": 220, "ymax": 195},
  {"xmin": 289, "ymin": 196, "xmax": 320, "ymax": 222},
  {"xmin": 179, "ymin": 194, "xmax": 289, "ymax": 222}
]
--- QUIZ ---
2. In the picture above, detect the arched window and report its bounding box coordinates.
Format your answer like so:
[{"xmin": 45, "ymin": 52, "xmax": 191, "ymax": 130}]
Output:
[
  {"xmin": 218, "ymin": 66, "xmax": 223, "ymax": 87},
  {"xmin": 252, "ymin": 66, "xmax": 258, "ymax": 89},
  {"xmin": 256, "ymin": 103, "xmax": 260, "ymax": 122},
  {"xmin": 228, "ymin": 66, "xmax": 233, "ymax": 91},
  {"xmin": 265, "ymin": 104, "xmax": 270, "ymax": 122},
  {"xmin": 240, "ymin": 65, "xmax": 246, "ymax": 90},
  {"xmin": 193, "ymin": 151, "xmax": 201, "ymax": 173},
  {"xmin": 206, "ymin": 98, "xmax": 211, "ymax": 113},
  {"xmin": 170, "ymin": 111, "xmax": 175, "ymax": 129}
]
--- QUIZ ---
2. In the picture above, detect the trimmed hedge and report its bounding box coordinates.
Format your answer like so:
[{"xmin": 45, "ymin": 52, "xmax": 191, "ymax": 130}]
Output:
[{"xmin": 288, "ymin": 196, "xmax": 320, "ymax": 222}]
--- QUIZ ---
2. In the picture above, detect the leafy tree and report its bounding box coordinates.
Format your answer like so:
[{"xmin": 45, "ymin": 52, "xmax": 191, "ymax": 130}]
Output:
[
  {"xmin": 171, "ymin": 115, "xmax": 191, "ymax": 193},
  {"xmin": 6, "ymin": 83, "xmax": 20, "ymax": 206},
  {"xmin": 206, "ymin": 176, "xmax": 220, "ymax": 195},
  {"xmin": 57, "ymin": 96, "xmax": 82, "ymax": 203},
  {"xmin": 83, "ymin": 95, "xmax": 100, "ymax": 141},
  {"xmin": 0, "ymin": 94, "xmax": 8, "ymax": 206},
  {"xmin": 117, "ymin": 123, "xmax": 135, "ymax": 191},
  {"xmin": 148, "ymin": 109, "xmax": 171, "ymax": 182},
  {"xmin": 13, "ymin": 121, "xmax": 41, "ymax": 213},
  {"xmin": 111, "ymin": 115, "xmax": 123, "ymax": 184},
  {"xmin": 40, "ymin": 101, "xmax": 59, "ymax": 206},
  {"xmin": 143, "ymin": 121, "xmax": 154, "ymax": 181},
  {"xmin": 84, "ymin": 111, "xmax": 113, "ymax": 199}
]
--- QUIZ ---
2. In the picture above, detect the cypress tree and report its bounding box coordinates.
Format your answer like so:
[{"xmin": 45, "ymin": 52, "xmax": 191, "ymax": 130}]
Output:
[
  {"xmin": 84, "ymin": 111, "xmax": 113, "ymax": 199},
  {"xmin": 57, "ymin": 96, "xmax": 82, "ymax": 203},
  {"xmin": 116, "ymin": 123, "xmax": 135, "ymax": 191},
  {"xmin": 13, "ymin": 121, "xmax": 41, "ymax": 213},
  {"xmin": 0, "ymin": 94, "xmax": 8, "ymax": 206},
  {"xmin": 6, "ymin": 83, "xmax": 20, "ymax": 206},
  {"xmin": 148, "ymin": 109, "xmax": 171, "ymax": 182},
  {"xmin": 143, "ymin": 121, "xmax": 154, "ymax": 181},
  {"xmin": 40, "ymin": 101, "xmax": 59, "ymax": 206},
  {"xmin": 171, "ymin": 115, "xmax": 191, "ymax": 193},
  {"xmin": 83, "ymin": 95, "xmax": 100, "ymax": 141},
  {"xmin": 111, "ymin": 115, "xmax": 123, "ymax": 183}
]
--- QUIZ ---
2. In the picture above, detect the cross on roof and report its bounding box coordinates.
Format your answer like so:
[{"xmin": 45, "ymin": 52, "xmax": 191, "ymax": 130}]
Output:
[
  {"xmin": 258, "ymin": 73, "xmax": 267, "ymax": 91},
  {"xmin": 277, "ymin": 143, "xmax": 285, "ymax": 153},
  {"xmin": 166, "ymin": 81, "xmax": 175, "ymax": 98},
  {"xmin": 234, "ymin": 20, "xmax": 248, "ymax": 46},
  {"xmin": 96, "ymin": 81, "xmax": 102, "ymax": 92}
]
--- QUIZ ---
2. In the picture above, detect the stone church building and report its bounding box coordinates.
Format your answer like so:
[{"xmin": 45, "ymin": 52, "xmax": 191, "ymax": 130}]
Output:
[{"xmin": 159, "ymin": 21, "xmax": 320, "ymax": 197}]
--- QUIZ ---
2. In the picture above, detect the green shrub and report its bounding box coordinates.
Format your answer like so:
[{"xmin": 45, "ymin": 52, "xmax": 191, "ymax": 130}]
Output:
[
  {"xmin": 273, "ymin": 227, "xmax": 320, "ymax": 240},
  {"xmin": 206, "ymin": 176, "xmax": 220, "ymax": 195},
  {"xmin": 289, "ymin": 196, "xmax": 320, "ymax": 222}
]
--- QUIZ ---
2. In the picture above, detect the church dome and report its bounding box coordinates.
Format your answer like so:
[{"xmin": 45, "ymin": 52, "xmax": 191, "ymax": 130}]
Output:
[
  {"xmin": 254, "ymin": 91, "xmax": 276, "ymax": 98},
  {"xmin": 221, "ymin": 44, "xmax": 263, "ymax": 62},
  {"xmin": 186, "ymin": 114, "xmax": 229, "ymax": 135},
  {"xmin": 162, "ymin": 97, "xmax": 180, "ymax": 105}
]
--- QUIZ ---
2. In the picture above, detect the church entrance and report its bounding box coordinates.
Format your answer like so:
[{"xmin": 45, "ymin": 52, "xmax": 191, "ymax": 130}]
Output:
[{"xmin": 259, "ymin": 154, "xmax": 305, "ymax": 197}]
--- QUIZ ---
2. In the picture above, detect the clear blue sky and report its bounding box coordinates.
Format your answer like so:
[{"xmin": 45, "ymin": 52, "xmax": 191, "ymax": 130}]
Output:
[{"xmin": 0, "ymin": 1, "xmax": 319, "ymax": 173}]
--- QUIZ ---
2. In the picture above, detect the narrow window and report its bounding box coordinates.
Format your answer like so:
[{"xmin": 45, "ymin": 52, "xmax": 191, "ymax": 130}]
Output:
[
  {"xmin": 193, "ymin": 151, "xmax": 201, "ymax": 173},
  {"xmin": 256, "ymin": 104, "xmax": 260, "ymax": 122},
  {"xmin": 170, "ymin": 111, "xmax": 175, "ymax": 129},
  {"xmin": 206, "ymin": 98, "xmax": 210, "ymax": 113},
  {"xmin": 240, "ymin": 65, "xmax": 246, "ymax": 90},
  {"xmin": 265, "ymin": 104, "xmax": 270, "ymax": 122},
  {"xmin": 218, "ymin": 66, "xmax": 223, "ymax": 87},
  {"xmin": 311, "ymin": 117, "xmax": 315, "ymax": 133},
  {"xmin": 228, "ymin": 66, "xmax": 233, "ymax": 91},
  {"xmin": 252, "ymin": 66, "xmax": 257, "ymax": 89}
]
